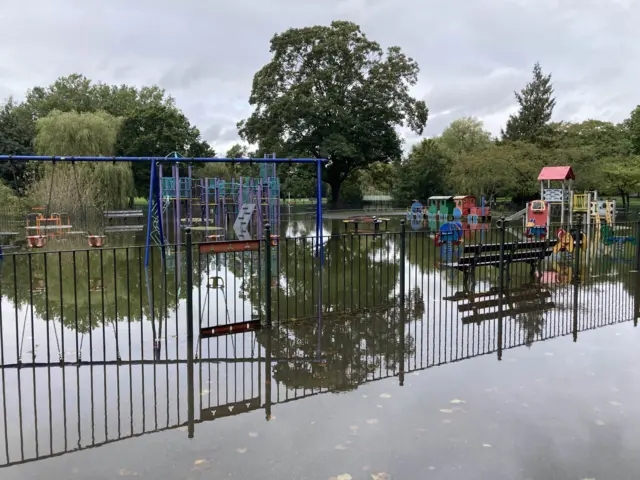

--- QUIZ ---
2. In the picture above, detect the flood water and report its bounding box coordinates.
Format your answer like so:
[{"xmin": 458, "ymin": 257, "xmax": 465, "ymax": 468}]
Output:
[{"xmin": 1, "ymin": 212, "xmax": 640, "ymax": 479}]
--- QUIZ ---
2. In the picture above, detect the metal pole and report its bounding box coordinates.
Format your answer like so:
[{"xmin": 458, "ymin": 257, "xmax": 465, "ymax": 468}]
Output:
[
  {"xmin": 498, "ymin": 216, "xmax": 506, "ymax": 292},
  {"xmin": 265, "ymin": 223, "xmax": 272, "ymax": 327},
  {"xmin": 144, "ymin": 160, "xmax": 157, "ymax": 268},
  {"xmin": 635, "ymin": 215, "xmax": 640, "ymax": 272},
  {"xmin": 0, "ymin": 155, "xmax": 328, "ymax": 164},
  {"xmin": 400, "ymin": 220, "xmax": 406, "ymax": 308},
  {"xmin": 399, "ymin": 220, "xmax": 406, "ymax": 386},
  {"xmin": 573, "ymin": 216, "xmax": 582, "ymax": 284},
  {"xmin": 316, "ymin": 159, "xmax": 324, "ymax": 264},
  {"xmin": 175, "ymin": 164, "xmax": 181, "ymax": 244},
  {"xmin": 185, "ymin": 227, "xmax": 195, "ymax": 438}
]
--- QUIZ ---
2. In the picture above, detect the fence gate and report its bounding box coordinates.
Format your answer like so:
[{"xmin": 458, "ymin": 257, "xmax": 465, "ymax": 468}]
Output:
[{"xmin": 197, "ymin": 238, "xmax": 266, "ymax": 339}]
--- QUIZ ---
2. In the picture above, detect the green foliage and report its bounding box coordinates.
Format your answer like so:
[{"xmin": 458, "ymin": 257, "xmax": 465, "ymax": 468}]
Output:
[
  {"xmin": 238, "ymin": 20, "xmax": 428, "ymax": 204},
  {"xmin": 5, "ymin": 73, "xmax": 212, "ymax": 199},
  {"xmin": 35, "ymin": 109, "xmax": 122, "ymax": 156},
  {"xmin": 338, "ymin": 174, "xmax": 364, "ymax": 204},
  {"xmin": 596, "ymin": 155, "xmax": 640, "ymax": 207},
  {"xmin": 0, "ymin": 179, "xmax": 22, "ymax": 211},
  {"xmin": 115, "ymin": 103, "xmax": 214, "ymax": 195},
  {"xmin": 393, "ymin": 139, "xmax": 448, "ymax": 204},
  {"xmin": 0, "ymin": 99, "xmax": 34, "ymax": 191},
  {"xmin": 439, "ymin": 117, "xmax": 492, "ymax": 157},
  {"xmin": 627, "ymin": 106, "xmax": 640, "ymax": 155},
  {"xmin": 28, "ymin": 110, "xmax": 134, "ymax": 212},
  {"xmin": 502, "ymin": 62, "xmax": 556, "ymax": 145}
]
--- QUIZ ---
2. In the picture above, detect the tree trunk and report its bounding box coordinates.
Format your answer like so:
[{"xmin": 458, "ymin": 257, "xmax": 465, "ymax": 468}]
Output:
[{"xmin": 329, "ymin": 179, "xmax": 341, "ymax": 207}]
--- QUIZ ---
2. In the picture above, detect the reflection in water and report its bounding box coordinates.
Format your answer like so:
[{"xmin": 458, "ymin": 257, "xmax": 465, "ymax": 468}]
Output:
[{"xmin": 1, "ymin": 273, "xmax": 637, "ymax": 469}]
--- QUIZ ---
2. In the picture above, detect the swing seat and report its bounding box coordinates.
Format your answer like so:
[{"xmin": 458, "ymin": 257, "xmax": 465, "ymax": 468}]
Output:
[
  {"xmin": 87, "ymin": 235, "xmax": 105, "ymax": 248},
  {"xmin": 27, "ymin": 235, "xmax": 47, "ymax": 248},
  {"xmin": 208, "ymin": 276, "xmax": 225, "ymax": 289}
]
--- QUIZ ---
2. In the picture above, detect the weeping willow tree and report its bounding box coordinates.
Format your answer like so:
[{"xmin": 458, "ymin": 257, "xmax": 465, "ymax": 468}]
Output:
[
  {"xmin": 0, "ymin": 179, "xmax": 22, "ymax": 211},
  {"xmin": 27, "ymin": 110, "xmax": 134, "ymax": 213}
]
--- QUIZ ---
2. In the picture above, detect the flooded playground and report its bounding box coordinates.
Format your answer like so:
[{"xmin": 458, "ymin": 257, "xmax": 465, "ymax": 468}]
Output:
[
  {"xmin": 1, "ymin": 208, "xmax": 640, "ymax": 478},
  {"xmin": 0, "ymin": 158, "xmax": 639, "ymax": 478}
]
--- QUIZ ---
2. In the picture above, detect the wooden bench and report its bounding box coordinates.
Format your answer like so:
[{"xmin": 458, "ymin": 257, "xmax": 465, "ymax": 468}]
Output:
[
  {"xmin": 103, "ymin": 210, "xmax": 144, "ymax": 219},
  {"xmin": 103, "ymin": 210, "xmax": 144, "ymax": 233},
  {"xmin": 444, "ymin": 239, "xmax": 557, "ymax": 290},
  {"xmin": 445, "ymin": 284, "xmax": 555, "ymax": 324}
]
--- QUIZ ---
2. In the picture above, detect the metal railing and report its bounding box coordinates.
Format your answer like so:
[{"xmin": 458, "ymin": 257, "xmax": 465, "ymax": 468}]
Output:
[
  {"xmin": 1, "ymin": 218, "xmax": 639, "ymax": 366},
  {"xmin": 1, "ymin": 274, "xmax": 637, "ymax": 467}
]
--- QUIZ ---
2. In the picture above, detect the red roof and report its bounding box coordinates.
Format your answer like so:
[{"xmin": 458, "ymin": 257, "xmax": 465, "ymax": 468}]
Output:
[{"xmin": 537, "ymin": 166, "xmax": 575, "ymax": 181}]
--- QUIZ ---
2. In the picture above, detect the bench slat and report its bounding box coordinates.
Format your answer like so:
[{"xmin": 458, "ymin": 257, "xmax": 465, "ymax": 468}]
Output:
[
  {"xmin": 461, "ymin": 239, "xmax": 557, "ymax": 254},
  {"xmin": 458, "ymin": 290, "xmax": 552, "ymax": 312},
  {"xmin": 461, "ymin": 301, "xmax": 556, "ymax": 324}
]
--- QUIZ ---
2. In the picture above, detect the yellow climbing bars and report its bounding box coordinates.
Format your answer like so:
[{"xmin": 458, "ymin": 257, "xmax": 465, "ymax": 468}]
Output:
[{"xmin": 573, "ymin": 193, "xmax": 588, "ymax": 212}]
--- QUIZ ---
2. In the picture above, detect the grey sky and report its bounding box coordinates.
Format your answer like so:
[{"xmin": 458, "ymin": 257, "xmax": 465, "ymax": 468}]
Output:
[{"xmin": 1, "ymin": 0, "xmax": 638, "ymax": 154}]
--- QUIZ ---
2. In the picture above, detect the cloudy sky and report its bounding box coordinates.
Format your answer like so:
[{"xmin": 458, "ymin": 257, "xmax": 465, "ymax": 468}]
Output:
[{"xmin": 1, "ymin": 0, "xmax": 638, "ymax": 154}]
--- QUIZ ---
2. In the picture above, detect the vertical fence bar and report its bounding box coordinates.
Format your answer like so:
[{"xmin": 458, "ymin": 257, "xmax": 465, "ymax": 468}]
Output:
[
  {"xmin": 635, "ymin": 215, "xmax": 640, "ymax": 272},
  {"xmin": 399, "ymin": 220, "xmax": 406, "ymax": 308},
  {"xmin": 498, "ymin": 217, "xmax": 506, "ymax": 292},
  {"xmin": 185, "ymin": 228, "xmax": 195, "ymax": 438},
  {"xmin": 265, "ymin": 223, "xmax": 272, "ymax": 326},
  {"xmin": 573, "ymin": 216, "xmax": 582, "ymax": 284}
]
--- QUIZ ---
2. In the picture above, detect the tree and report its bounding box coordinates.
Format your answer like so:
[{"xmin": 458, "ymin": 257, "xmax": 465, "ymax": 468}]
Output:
[
  {"xmin": 452, "ymin": 142, "xmax": 545, "ymax": 202},
  {"xmin": 393, "ymin": 139, "xmax": 448, "ymax": 204},
  {"xmin": 502, "ymin": 62, "xmax": 556, "ymax": 144},
  {"xmin": 0, "ymin": 99, "xmax": 35, "ymax": 192},
  {"xmin": 549, "ymin": 120, "xmax": 631, "ymax": 157},
  {"xmin": 114, "ymin": 103, "xmax": 214, "ymax": 196},
  {"xmin": 596, "ymin": 156, "xmax": 640, "ymax": 207},
  {"xmin": 627, "ymin": 105, "xmax": 640, "ymax": 155},
  {"xmin": 28, "ymin": 110, "xmax": 134, "ymax": 212},
  {"xmin": 238, "ymin": 20, "xmax": 428, "ymax": 205},
  {"xmin": 439, "ymin": 117, "xmax": 491, "ymax": 157},
  {"xmin": 20, "ymin": 74, "xmax": 212, "ymax": 197}
]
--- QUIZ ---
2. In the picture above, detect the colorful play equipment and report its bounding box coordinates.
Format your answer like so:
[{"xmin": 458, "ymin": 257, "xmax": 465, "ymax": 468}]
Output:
[
  {"xmin": 538, "ymin": 166, "xmax": 574, "ymax": 225},
  {"xmin": 427, "ymin": 196, "xmax": 455, "ymax": 217},
  {"xmin": 0, "ymin": 154, "xmax": 326, "ymax": 268},
  {"xmin": 25, "ymin": 212, "xmax": 72, "ymax": 237},
  {"xmin": 26, "ymin": 235, "xmax": 47, "ymax": 248},
  {"xmin": 434, "ymin": 221, "xmax": 463, "ymax": 246},
  {"xmin": 406, "ymin": 201, "xmax": 424, "ymax": 220},
  {"xmin": 159, "ymin": 155, "xmax": 281, "ymax": 243},
  {"xmin": 410, "ymin": 195, "xmax": 490, "ymax": 221},
  {"xmin": 525, "ymin": 200, "xmax": 550, "ymax": 239},
  {"xmin": 87, "ymin": 235, "xmax": 105, "ymax": 248}
]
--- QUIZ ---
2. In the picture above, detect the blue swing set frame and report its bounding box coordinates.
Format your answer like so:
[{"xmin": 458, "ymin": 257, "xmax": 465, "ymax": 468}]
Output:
[{"xmin": 0, "ymin": 155, "xmax": 327, "ymax": 267}]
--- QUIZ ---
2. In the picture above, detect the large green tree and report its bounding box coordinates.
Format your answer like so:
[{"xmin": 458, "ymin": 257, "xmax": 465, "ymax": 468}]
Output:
[
  {"xmin": 393, "ymin": 139, "xmax": 448, "ymax": 204},
  {"xmin": 238, "ymin": 20, "xmax": 428, "ymax": 205},
  {"xmin": 114, "ymin": 103, "xmax": 214, "ymax": 195},
  {"xmin": 0, "ymin": 99, "xmax": 35, "ymax": 191},
  {"xmin": 502, "ymin": 62, "xmax": 556, "ymax": 144},
  {"xmin": 439, "ymin": 116, "xmax": 492, "ymax": 157},
  {"xmin": 13, "ymin": 74, "xmax": 213, "ymax": 197},
  {"xmin": 627, "ymin": 105, "xmax": 640, "ymax": 155}
]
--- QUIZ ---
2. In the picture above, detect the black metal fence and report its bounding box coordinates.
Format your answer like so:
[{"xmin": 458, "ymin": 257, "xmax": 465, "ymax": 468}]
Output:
[
  {"xmin": 1, "ymin": 274, "xmax": 638, "ymax": 467},
  {"xmin": 1, "ymin": 218, "xmax": 639, "ymax": 366}
]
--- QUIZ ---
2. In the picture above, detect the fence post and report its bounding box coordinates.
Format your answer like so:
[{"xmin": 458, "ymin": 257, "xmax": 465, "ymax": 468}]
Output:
[
  {"xmin": 573, "ymin": 216, "xmax": 582, "ymax": 284},
  {"xmin": 399, "ymin": 220, "xmax": 406, "ymax": 308},
  {"xmin": 498, "ymin": 216, "xmax": 506, "ymax": 292},
  {"xmin": 635, "ymin": 214, "xmax": 640, "ymax": 272},
  {"xmin": 265, "ymin": 223, "xmax": 272, "ymax": 327},
  {"xmin": 185, "ymin": 228, "xmax": 195, "ymax": 438}
]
